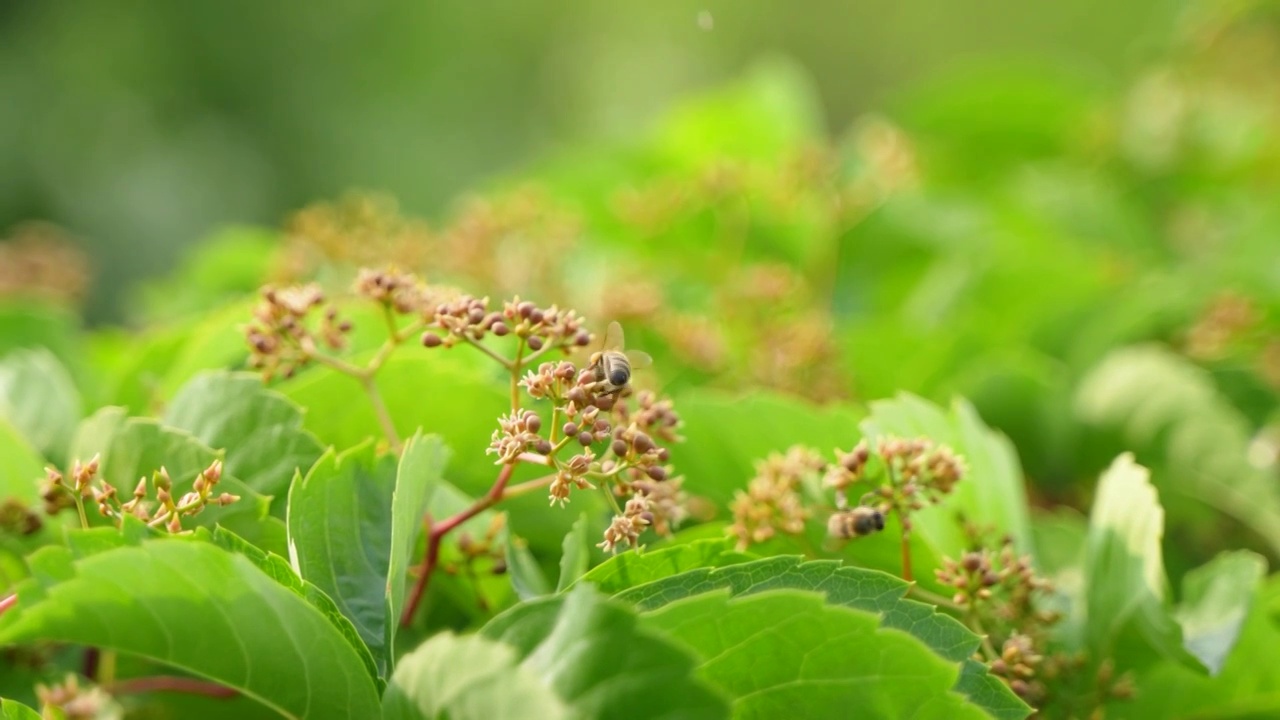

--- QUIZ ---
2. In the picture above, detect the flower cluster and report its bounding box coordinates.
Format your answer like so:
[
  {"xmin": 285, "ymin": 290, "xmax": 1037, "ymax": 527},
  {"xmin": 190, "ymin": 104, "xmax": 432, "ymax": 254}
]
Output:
[
  {"xmin": 354, "ymin": 266, "xmax": 442, "ymax": 316},
  {"xmin": 35, "ymin": 674, "xmax": 115, "ymax": 720},
  {"xmin": 0, "ymin": 221, "xmax": 91, "ymax": 306},
  {"xmin": 0, "ymin": 498, "xmax": 42, "ymax": 537},
  {"xmin": 40, "ymin": 455, "xmax": 240, "ymax": 533},
  {"xmin": 423, "ymin": 295, "xmax": 592, "ymax": 355},
  {"xmin": 824, "ymin": 436, "xmax": 964, "ymax": 519},
  {"xmin": 244, "ymin": 284, "xmax": 353, "ymax": 380},
  {"xmin": 728, "ymin": 447, "xmax": 825, "ymax": 551}
]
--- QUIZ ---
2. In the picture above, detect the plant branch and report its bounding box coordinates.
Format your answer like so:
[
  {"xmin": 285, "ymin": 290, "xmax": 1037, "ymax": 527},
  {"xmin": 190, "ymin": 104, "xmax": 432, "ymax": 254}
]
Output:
[
  {"xmin": 510, "ymin": 338, "xmax": 526, "ymax": 411},
  {"xmin": 359, "ymin": 373, "xmax": 402, "ymax": 452},
  {"xmin": 107, "ymin": 676, "xmax": 238, "ymax": 699},
  {"xmin": 900, "ymin": 529, "xmax": 913, "ymax": 583},
  {"xmin": 908, "ymin": 585, "xmax": 962, "ymax": 610},
  {"xmin": 459, "ymin": 333, "xmax": 513, "ymax": 370},
  {"xmin": 0, "ymin": 592, "xmax": 16, "ymax": 615},
  {"xmin": 400, "ymin": 462, "xmax": 517, "ymax": 627}
]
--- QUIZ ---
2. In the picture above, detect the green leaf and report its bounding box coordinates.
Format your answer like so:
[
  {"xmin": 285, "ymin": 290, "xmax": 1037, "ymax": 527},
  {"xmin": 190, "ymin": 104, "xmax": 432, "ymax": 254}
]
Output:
[
  {"xmin": 1079, "ymin": 452, "xmax": 1204, "ymax": 673},
  {"xmin": 286, "ymin": 440, "xmax": 398, "ymax": 677},
  {"xmin": 505, "ymin": 532, "xmax": 550, "ymax": 601},
  {"xmin": 0, "ymin": 538, "xmax": 382, "ymax": 720},
  {"xmin": 1074, "ymin": 344, "xmax": 1280, "ymax": 555},
  {"xmin": 128, "ymin": 226, "xmax": 278, "ymax": 324},
  {"xmin": 639, "ymin": 588, "xmax": 989, "ymax": 719},
  {"xmin": 860, "ymin": 391, "xmax": 1035, "ymax": 561},
  {"xmin": 0, "ymin": 417, "xmax": 45, "ymax": 504},
  {"xmin": 1174, "ymin": 550, "xmax": 1267, "ymax": 676},
  {"xmin": 278, "ymin": 354, "xmax": 507, "ymax": 496},
  {"xmin": 615, "ymin": 555, "xmax": 1030, "ymax": 719},
  {"xmin": 0, "ymin": 347, "xmax": 81, "ymax": 466},
  {"xmin": 69, "ymin": 409, "xmax": 268, "ymax": 528},
  {"xmin": 0, "ymin": 699, "xmax": 41, "ymax": 720},
  {"xmin": 479, "ymin": 584, "xmax": 730, "ymax": 719},
  {"xmin": 165, "ymin": 370, "xmax": 324, "ymax": 505},
  {"xmin": 387, "ymin": 433, "xmax": 451, "ymax": 646},
  {"xmin": 383, "ymin": 631, "xmax": 569, "ymax": 720},
  {"xmin": 555, "ymin": 512, "xmax": 590, "ymax": 593},
  {"xmin": 574, "ymin": 537, "xmax": 752, "ymax": 595}
]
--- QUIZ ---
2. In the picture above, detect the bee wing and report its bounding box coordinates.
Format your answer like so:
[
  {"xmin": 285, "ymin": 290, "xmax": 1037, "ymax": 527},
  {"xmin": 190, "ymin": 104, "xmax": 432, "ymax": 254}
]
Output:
[
  {"xmin": 603, "ymin": 321, "xmax": 625, "ymax": 351},
  {"xmin": 626, "ymin": 349, "xmax": 653, "ymax": 369}
]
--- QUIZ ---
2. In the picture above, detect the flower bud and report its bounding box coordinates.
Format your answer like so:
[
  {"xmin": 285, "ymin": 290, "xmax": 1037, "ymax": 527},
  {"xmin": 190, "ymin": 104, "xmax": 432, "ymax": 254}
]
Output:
[
  {"xmin": 422, "ymin": 333, "xmax": 443, "ymax": 348},
  {"xmin": 646, "ymin": 466, "xmax": 667, "ymax": 481},
  {"xmin": 563, "ymin": 422, "xmax": 579, "ymax": 437},
  {"xmin": 527, "ymin": 336, "xmax": 544, "ymax": 351},
  {"xmin": 611, "ymin": 439, "xmax": 629, "ymax": 457},
  {"xmin": 493, "ymin": 322, "xmax": 510, "ymax": 336},
  {"xmin": 535, "ymin": 439, "xmax": 553, "ymax": 455},
  {"xmin": 578, "ymin": 431, "xmax": 594, "ymax": 447}
]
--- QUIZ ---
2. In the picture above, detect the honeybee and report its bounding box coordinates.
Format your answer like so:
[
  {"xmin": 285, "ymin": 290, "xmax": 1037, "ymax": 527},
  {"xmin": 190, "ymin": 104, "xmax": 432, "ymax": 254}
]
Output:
[
  {"xmin": 588, "ymin": 321, "xmax": 652, "ymax": 396},
  {"xmin": 827, "ymin": 506, "xmax": 886, "ymax": 540}
]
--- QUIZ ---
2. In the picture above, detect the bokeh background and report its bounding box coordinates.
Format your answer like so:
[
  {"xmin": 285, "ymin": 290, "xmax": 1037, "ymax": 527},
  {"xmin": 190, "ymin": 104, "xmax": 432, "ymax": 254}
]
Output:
[{"xmin": 3, "ymin": 0, "xmax": 1178, "ymax": 323}]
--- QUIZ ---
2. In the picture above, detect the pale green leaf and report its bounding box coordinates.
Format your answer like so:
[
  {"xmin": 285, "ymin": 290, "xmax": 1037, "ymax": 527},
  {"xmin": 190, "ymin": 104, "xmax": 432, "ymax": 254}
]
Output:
[
  {"xmin": 573, "ymin": 537, "xmax": 752, "ymax": 595},
  {"xmin": 505, "ymin": 532, "xmax": 550, "ymax": 601},
  {"xmin": 0, "ymin": 347, "xmax": 81, "ymax": 466},
  {"xmin": 387, "ymin": 433, "xmax": 451, "ymax": 649},
  {"xmin": 0, "ymin": 539, "xmax": 382, "ymax": 720},
  {"xmin": 1075, "ymin": 344, "xmax": 1280, "ymax": 554},
  {"xmin": 0, "ymin": 417, "xmax": 45, "ymax": 504},
  {"xmin": 1175, "ymin": 550, "xmax": 1267, "ymax": 676},
  {"xmin": 480, "ymin": 584, "xmax": 731, "ymax": 719},
  {"xmin": 0, "ymin": 699, "xmax": 41, "ymax": 720},
  {"xmin": 639, "ymin": 589, "xmax": 989, "ymax": 719},
  {"xmin": 383, "ymin": 631, "xmax": 569, "ymax": 720}
]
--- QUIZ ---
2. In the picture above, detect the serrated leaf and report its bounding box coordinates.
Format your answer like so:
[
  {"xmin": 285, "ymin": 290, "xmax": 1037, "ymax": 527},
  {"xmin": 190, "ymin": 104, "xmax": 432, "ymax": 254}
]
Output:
[
  {"xmin": 573, "ymin": 537, "xmax": 752, "ymax": 595},
  {"xmin": 639, "ymin": 588, "xmax": 989, "ymax": 719},
  {"xmin": 1080, "ymin": 453, "xmax": 1205, "ymax": 673},
  {"xmin": 165, "ymin": 370, "xmax": 324, "ymax": 504},
  {"xmin": 388, "ymin": 433, "xmax": 451, "ymax": 645},
  {"xmin": 556, "ymin": 513, "xmax": 590, "ymax": 593},
  {"xmin": 505, "ymin": 532, "xmax": 550, "ymax": 601},
  {"xmin": 383, "ymin": 631, "xmax": 569, "ymax": 720},
  {"xmin": 1075, "ymin": 344, "xmax": 1280, "ymax": 554},
  {"xmin": 286, "ymin": 440, "xmax": 398, "ymax": 677},
  {"xmin": 479, "ymin": 583, "xmax": 730, "ymax": 719},
  {"xmin": 0, "ymin": 538, "xmax": 382, "ymax": 720},
  {"xmin": 1174, "ymin": 550, "xmax": 1267, "ymax": 675},
  {"xmin": 615, "ymin": 555, "xmax": 1030, "ymax": 719},
  {"xmin": 0, "ymin": 347, "xmax": 81, "ymax": 466}
]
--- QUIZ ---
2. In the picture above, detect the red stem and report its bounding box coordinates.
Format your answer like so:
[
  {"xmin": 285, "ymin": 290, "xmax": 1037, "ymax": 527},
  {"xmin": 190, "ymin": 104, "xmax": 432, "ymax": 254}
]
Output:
[
  {"xmin": 0, "ymin": 593, "xmax": 15, "ymax": 615},
  {"xmin": 108, "ymin": 676, "xmax": 238, "ymax": 699},
  {"xmin": 399, "ymin": 462, "xmax": 516, "ymax": 627},
  {"xmin": 900, "ymin": 530, "xmax": 913, "ymax": 583}
]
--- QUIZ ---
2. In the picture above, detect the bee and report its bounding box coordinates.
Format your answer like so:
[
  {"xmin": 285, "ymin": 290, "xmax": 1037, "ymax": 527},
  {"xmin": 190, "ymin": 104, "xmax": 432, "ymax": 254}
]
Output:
[
  {"xmin": 588, "ymin": 321, "xmax": 652, "ymax": 396},
  {"xmin": 827, "ymin": 506, "xmax": 886, "ymax": 540}
]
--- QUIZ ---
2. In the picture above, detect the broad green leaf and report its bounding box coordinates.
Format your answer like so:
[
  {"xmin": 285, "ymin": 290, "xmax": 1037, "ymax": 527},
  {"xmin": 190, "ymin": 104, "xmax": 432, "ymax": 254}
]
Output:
[
  {"xmin": 157, "ymin": 298, "xmax": 258, "ymax": 397},
  {"xmin": 479, "ymin": 583, "xmax": 730, "ymax": 719},
  {"xmin": 1079, "ymin": 453, "xmax": 1204, "ymax": 673},
  {"xmin": 555, "ymin": 512, "xmax": 590, "ymax": 592},
  {"xmin": 128, "ymin": 226, "xmax": 278, "ymax": 324},
  {"xmin": 615, "ymin": 555, "xmax": 1030, "ymax": 719},
  {"xmin": 1174, "ymin": 550, "xmax": 1267, "ymax": 676},
  {"xmin": 574, "ymin": 537, "xmax": 752, "ymax": 595},
  {"xmin": 0, "ymin": 417, "xmax": 45, "ymax": 504},
  {"xmin": 0, "ymin": 302, "xmax": 85, "ymax": 392},
  {"xmin": 860, "ymin": 392, "xmax": 1035, "ymax": 562},
  {"xmin": 164, "ymin": 370, "xmax": 324, "ymax": 505},
  {"xmin": 0, "ymin": 539, "xmax": 382, "ymax": 720},
  {"xmin": 0, "ymin": 347, "xmax": 81, "ymax": 466},
  {"xmin": 383, "ymin": 631, "xmax": 569, "ymax": 720},
  {"xmin": 278, "ymin": 354, "xmax": 507, "ymax": 495},
  {"xmin": 68, "ymin": 410, "xmax": 268, "ymax": 528},
  {"xmin": 639, "ymin": 589, "xmax": 989, "ymax": 719},
  {"xmin": 287, "ymin": 441, "xmax": 398, "ymax": 677},
  {"xmin": 1118, "ymin": 574, "xmax": 1280, "ymax": 719},
  {"xmin": 1075, "ymin": 344, "xmax": 1280, "ymax": 554},
  {"xmin": 674, "ymin": 389, "xmax": 867, "ymax": 508},
  {"xmin": 387, "ymin": 433, "xmax": 451, "ymax": 647},
  {"xmin": 505, "ymin": 532, "xmax": 550, "ymax": 601},
  {"xmin": 0, "ymin": 699, "xmax": 41, "ymax": 720}
]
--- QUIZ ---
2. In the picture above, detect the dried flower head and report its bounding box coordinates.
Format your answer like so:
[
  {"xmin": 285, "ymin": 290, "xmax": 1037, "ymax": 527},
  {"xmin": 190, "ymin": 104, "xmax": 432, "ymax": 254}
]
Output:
[
  {"xmin": 244, "ymin": 283, "xmax": 354, "ymax": 381},
  {"xmin": 728, "ymin": 446, "xmax": 824, "ymax": 551},
  {"xmin": 598, "ymin": 493, "xmax": 652, "ymax": 554},
  {"xmin": 0, "ymin": 222, "xmax": 91, "ymax": 306}
]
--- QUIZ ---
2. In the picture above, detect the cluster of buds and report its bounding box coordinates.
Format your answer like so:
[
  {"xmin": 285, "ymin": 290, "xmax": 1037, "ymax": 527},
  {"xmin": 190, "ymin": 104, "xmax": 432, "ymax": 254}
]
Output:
[
  {"xmin": 825, "ymin": 436, "xmax": 964, "ymax": 520},
  {"xmin": 39, "ymin": 455, "xmax": 101, "ymax": 517},
  {"xmin": 934, "ymin": 539, "xmax": 1057, "ymax": 622},
  {"xmin": 354, "ymin": 266, "xmax": 439, "ymax": 316},
  {"xmin": 104, "ymin": 460, "xmax": 240, "ymax": 533},
  {"xmin": 728, "ymin": 447, "xmax": 825, "ymax": 551},
  {"xmin": 244, "ymin": 284, "xmax": 353, "ymax": 381},
  {"xmin": 989, "ymin": 634, "xmax": 1047, "ymax": 704},
  {"xmin": 599, "ymin": 493, "xmax": 654, "ymax": 554},
  {"xmin": 35, "ymin": 674, "xmax": 115, "ymax": 720},
  {"xmin": 423, "ymin": 295, "xmax": 592, "ymax": 356}
]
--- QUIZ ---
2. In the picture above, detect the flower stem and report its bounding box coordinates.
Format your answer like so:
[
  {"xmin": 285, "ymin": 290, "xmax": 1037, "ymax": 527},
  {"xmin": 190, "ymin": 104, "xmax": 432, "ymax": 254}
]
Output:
[
  {"xmin": 1, "ymin": 592, "xmax": 18, "ymax": 615},
  {"xmin": 73, "ymin": 494, "xmax": 90, "ymax": 530},
  {"xmin": 459, "ymin": 333, "xmax": 513, "ymax": 370},
  {"xmin": 359, "ymin": 373, "xmax": 402, "ymax": 452},
  {"xmin": 400, "ymin": 462, "xmax": 517, "ymax": 627},
  {"xmin": 900, "ymin": 528, "xmax": 913, "ymax": 583},
  {"xmin": 510, "ymin": 339, "xmax": 526, "ymax": 412},
  {"xmin": 909, "ymin": 585, "xmax": 962, "ymax": 610}
]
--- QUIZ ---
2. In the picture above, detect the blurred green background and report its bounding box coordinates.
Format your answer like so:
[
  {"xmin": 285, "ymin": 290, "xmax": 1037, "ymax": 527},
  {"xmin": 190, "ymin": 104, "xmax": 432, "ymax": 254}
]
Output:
[{"xmin": 1, "ymin": 0, "xmax": 1178, "ymax": 324}]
